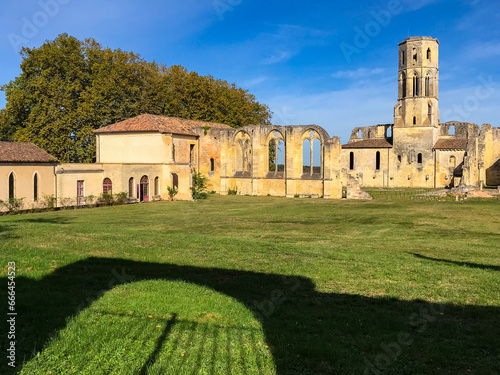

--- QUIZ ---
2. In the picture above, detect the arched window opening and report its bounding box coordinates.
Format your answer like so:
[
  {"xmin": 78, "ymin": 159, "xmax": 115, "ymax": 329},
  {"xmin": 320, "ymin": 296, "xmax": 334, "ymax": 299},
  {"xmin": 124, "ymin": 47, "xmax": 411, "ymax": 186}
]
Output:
[
  {"xmin": 417, "ymin": 153, "xmax": 423, "ymax": 164},
  {"xmin": 172, "ymin": 173, "xmax": 179, "ymax": 190},
  {"xmin": 368, "ymin": 130, "xmax": 372, "ymax": 139},
  {"xmin": 413, "ymin": 116, "xmax": 417, "ymax": 125},
  {"xmin": 302, "ymin": 139, "xmax": 311, "ymax": 174},
  {"xmin": 140, "ymin": 175, "xmax": 149, "ymax": 202},
  {"xmin": 413, "ymin": 48, "xmax": 417, "ymax": 63},
  {"xmin": 428, "ymin": 104, "xmax": 432, "ymax": 124},
  {"xmin": 128, "ymin": 178, "xmax": 134, "ymax": 198},
  {"xmin": 386, "ymin": 127, "xmax": 392, "ymax": 138},
  {"xmin": 427, "ymin": 48, "xmax": 431, "ymax": 61},
  {"xmin": 349, "ymin": 152, "xmax": 355, "ymax": 170},
  {"xmin": 302, "ymin": 131, "xmax": 321, "ymax": 176},
  {"xmin": 8, "ymin": 173, "xmax": 15, "ymax": 201},
  {"xmin": 398, "ymin": 155, "xmax": 402, "ymax": 163},
  {"xmin": 210, "ymin": 158, "xmax": 215, "ymax": 172},
  {"xmin": 401, "ymin": 72, "xmax": 407, "ymax": 98},
  {"xmin": 449, "ymin": 125, "xmax": 455, "ymax": 135},
  {"xmin": 401, "ymin": 51, "xmax": 405, "ymax": 65},
  {"xmin": 375, "ymin": 151, "xmax": 381, "ymax": 171},
  {"xmin": 312, "ymin": 139, "xmax": 321, "ymax": 175},
  {"xmin": 190, "ymin": 144, "xmax": 195, "ymax": 165},
  {"xmin": 33, "ymin": 173, "xmax": 39, "ymax": 201},
  {"xmin": 102, "ymin": 178, "xmax": 112, "ymax": 195},
  {"xmin": 154, "ymin": 177, "xmax": 159, "ymax": 196},
  {"xmin": 269, "ymin": 138, "xmax": 285, "ymax": 174},
  {"xmin": 450, "ymin": 156, "xmax": 456, "ymax": 168},
  {"xmin": 235, "ymin": 132, "xmax": 252, "ymax": 173},
  {"xmin": 413, "ymin": 74, "xmax": 420, "ymax": 97},
  {"xmin": 358, "ymin": 129, "xmax": 362, "ymax": 139}
]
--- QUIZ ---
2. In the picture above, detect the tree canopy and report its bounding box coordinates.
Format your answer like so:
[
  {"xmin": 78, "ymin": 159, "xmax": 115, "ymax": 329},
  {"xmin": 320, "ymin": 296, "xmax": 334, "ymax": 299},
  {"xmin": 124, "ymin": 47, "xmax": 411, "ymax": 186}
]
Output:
[{"xmin": 0, "ymin": 34, "xmax": 272, "ymax": 162}]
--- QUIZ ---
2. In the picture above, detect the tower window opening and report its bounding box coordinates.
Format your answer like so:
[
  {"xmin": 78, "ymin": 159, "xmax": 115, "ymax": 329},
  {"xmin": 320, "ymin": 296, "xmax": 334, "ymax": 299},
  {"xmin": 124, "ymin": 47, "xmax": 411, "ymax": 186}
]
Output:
[
  {"xmin": 413, "ymin": 74, "xmax": 420, "ymax": 97},
  {"xmin": 413, "ymin": 48, "xmax": 417, "ymax": 63},
  {"xmin": 349, "ymin": 152, "xmax": 354, "ymax": 170},
  {"xmin": 427, "ymin": 48, "xmax": 431, "ymax": 61},
  {"xmin": 413, "ymin": 116, "xmax": 417, "ymax": 125},
  {"xmin": 401, "ymin": 72, "xmax": 407, "ymax": 98},
  {"xmin": 417, "ymin": 153, "xmax": 423, "ymax": 164},
  {"xmin": 425, "ymin": 75, "xmax": 430, "ymax": 96}
]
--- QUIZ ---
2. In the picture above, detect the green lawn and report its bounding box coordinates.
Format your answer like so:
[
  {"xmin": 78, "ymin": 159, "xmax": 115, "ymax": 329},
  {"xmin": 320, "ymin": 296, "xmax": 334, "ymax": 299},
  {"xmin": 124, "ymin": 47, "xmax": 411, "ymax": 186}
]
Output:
[{"xmin": 1, "ymin": 195, "xmax": 499, "ymax": 374}]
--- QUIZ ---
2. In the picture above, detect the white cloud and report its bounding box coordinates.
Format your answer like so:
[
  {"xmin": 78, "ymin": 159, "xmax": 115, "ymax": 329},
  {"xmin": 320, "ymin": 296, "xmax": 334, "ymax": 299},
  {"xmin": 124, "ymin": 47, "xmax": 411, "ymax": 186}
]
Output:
[
  {"xmin": 467, "ymin": 42, "xmax": 500, "ymax": 60},
  {"xmin": 331, "ymin": 68, "xmax": 384, "ymax": 79},
  {"xmin": 265, "ymin": 80, "xmax": 396, "ymax": 143},
  {"xmin": 242, "ymin": 76, "xmax": 269, "ymax": 88},
  {"xmin": 264, "ymin": 76, "xmax": 500, "ymax": 143},
  {"xmin": 400, "ymin": 0, "xmax": 442, "ymax": 11},
  {"xmin": 262, "ymin": 50, "xmax": 294, "ymax": 65}
]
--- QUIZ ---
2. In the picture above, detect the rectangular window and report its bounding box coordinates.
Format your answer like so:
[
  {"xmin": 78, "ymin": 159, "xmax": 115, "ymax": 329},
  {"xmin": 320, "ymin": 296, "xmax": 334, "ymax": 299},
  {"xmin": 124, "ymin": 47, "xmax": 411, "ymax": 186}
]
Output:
[{"xmin": 77, "ymin": 180, "xmax": 84, "ymax": 206}]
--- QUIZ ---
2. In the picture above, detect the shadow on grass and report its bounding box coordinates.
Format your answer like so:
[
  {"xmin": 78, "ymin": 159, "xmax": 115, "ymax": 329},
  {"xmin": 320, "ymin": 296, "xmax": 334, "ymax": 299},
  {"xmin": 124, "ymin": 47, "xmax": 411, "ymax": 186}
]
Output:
[
  {"xmin": 1, "ymin": 258, "xmax": 499, "ymax": 374},
  {"xmin": 412, "ymin": 253, "xmax": 500, "ymax": 272}
]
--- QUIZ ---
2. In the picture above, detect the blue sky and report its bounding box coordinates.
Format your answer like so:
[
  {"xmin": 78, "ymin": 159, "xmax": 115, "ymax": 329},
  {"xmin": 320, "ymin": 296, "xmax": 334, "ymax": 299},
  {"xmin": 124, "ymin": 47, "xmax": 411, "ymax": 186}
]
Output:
[{"xmin": 1, "ymin": 0, "xmax": 499, "ymax": 142}]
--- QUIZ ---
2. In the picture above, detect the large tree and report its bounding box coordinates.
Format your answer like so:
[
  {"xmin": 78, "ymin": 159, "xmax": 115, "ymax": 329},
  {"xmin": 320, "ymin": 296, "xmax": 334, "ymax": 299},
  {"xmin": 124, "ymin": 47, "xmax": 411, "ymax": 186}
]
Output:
[{"xmin": 1, "ymin": 34, "xmax": 272, "ymax": 162}]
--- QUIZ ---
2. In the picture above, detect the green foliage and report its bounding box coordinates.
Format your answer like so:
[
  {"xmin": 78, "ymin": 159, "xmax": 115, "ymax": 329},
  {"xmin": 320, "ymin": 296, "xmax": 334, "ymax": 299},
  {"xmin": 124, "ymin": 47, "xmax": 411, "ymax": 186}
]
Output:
[
  {"xmin": 98, "ymin": 193, "xmax": 114, "ymax": 206},
  {"xmin": 113, "ymin": 192, "xmax": 128, "ymax": 205},
  {"xmin": 202, "ymin": 125, "xmax": 211, "ymax": 135},
  {"xmin": 191, "ymin": 170, "xmax": 208, "ymax": 200},
  {"xmin": 0, "ymin": 198, "xmax": 24, "ymax": 213},
  {"xmin": 0, "ymin": 34, "xmax": 272, "ymax": 162},
  {"xmin": 42, "ymin": 194, "xmax": 56, "ymax": 210},
  {"xmin": 167, "ymin": 186, "xmax": 178, "ymax": 199},
  {"xmin": 227, "ymin": 187, "xmax": 238, "ymax": 195},
  {"xmin": 268, "ymin": 139, "xmax": 277, "ymax": 171}
]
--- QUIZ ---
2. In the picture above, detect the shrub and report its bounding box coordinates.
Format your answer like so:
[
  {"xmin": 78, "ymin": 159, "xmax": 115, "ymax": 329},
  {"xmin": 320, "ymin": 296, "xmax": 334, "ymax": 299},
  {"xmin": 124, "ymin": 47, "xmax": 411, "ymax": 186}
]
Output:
[
  {"xmin": 228, "ymin": 187, "xmax": 238, "ymax": 196},
  {"xmin": 98, "ymin": 193, "xmax": 114, "ymax": 206},
  {"xmin": 1, "ymin": 198, "xmax": 24, "ymax": 214},
  {"xmin": 42, "ymin": 194, "xmax": 57, "ymax": 210},
  {"xmin": 85, "ymin": 195, "xmax": 97, "ymax": 207},
  {"xmin": 167, "ymin": 186, "xmax": 178, "ymax": 200},
  {"xmin": 191, "ymin": 171, "xmax": 208, "ymax": 200},
  {"xmin": 114, "ymin": 192, "xmax": 128, "ymax": 205}
]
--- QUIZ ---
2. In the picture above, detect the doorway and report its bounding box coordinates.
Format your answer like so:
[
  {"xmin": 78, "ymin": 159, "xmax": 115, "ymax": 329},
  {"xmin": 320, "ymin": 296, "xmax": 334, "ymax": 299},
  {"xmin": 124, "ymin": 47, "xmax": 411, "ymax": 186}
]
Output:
[{"xmin": 140, "ymin": 175, "xmax": 149, "ymax": 202}]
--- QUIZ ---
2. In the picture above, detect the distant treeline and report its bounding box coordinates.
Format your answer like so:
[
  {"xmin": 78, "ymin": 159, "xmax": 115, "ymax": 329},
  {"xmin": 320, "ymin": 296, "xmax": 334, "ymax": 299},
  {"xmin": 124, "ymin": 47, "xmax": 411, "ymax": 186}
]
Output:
[{"xmin": 0, "ymin": 34, "xmax": 272, "ymax": 163}]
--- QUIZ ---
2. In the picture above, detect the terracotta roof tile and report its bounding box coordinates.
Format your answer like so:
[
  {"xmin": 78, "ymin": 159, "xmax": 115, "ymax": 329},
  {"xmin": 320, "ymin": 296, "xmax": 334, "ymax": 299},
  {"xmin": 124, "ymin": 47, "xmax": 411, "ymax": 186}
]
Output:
[
  {"xmin": 433, "ymin": 138, "xmax": 468, "ymax": 150},
  {"xmin": 0, "ymin": 142, "xmax": 57, "ymax": 163},
  {"xmin": 342, "ymin": 138, "xmax": 393, "ymax": 149},
  {"xmin": 94, "ymin": 114, "xmax": 233, "ymax": 136}
]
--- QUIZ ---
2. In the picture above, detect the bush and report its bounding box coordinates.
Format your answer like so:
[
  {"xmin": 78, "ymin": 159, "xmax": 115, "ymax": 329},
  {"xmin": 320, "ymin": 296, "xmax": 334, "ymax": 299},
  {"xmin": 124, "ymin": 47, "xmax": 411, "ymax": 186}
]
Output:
[
  {"xmin": 0, "ymin": 198, "xmax": 24, "ymax": 213},
  {"xmin": 167, "ymin": 186, "xmax": 178, "ymax": 200},
  {"xmin": 191, "ymin": 171, "xmax": 208, "ymax": 200},
  {"xmin": 114, "ymin": 192, "xmax": 128, "ymax": 205},
  {"xmin": 228, "ymin": 187, "xmax": 238, "ymax": 196},
  {"xmin": 85, "ymin": 195, "xmax": 97, "ymax": 207},
  {"xmin": 98, "ymin": 193, "xmax": 114, "ymax": 206},
  {"xmin": 42, "ymin": 194, "xmax": 57, "ymax": 210}
]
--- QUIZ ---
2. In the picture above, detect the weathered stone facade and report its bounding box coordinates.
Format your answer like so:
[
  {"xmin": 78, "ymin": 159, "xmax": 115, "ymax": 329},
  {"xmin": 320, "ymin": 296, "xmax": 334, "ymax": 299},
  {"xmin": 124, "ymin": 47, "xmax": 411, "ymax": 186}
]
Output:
[
  {"xmin": 342, "ymin": 36, "xmax": 500, "ymax": 190},
  {"xmin": 2, "ymin": 36, "xmax": 500, "ymax": 208}
]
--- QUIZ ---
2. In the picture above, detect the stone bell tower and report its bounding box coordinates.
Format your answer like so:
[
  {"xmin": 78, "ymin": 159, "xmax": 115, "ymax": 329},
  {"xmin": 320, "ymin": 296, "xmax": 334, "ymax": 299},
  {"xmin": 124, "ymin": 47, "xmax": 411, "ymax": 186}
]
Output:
[{"xmin": 394, "ymin": 37, "xmax": 439, "ymax": 129}]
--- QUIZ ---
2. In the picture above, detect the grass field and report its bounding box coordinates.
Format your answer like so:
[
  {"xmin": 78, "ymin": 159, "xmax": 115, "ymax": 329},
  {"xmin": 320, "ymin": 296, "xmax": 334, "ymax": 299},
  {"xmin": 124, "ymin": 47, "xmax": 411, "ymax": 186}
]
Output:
[{"xmin": 1, "ymin": 195, "xmax": 499, "ymax": 374}]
